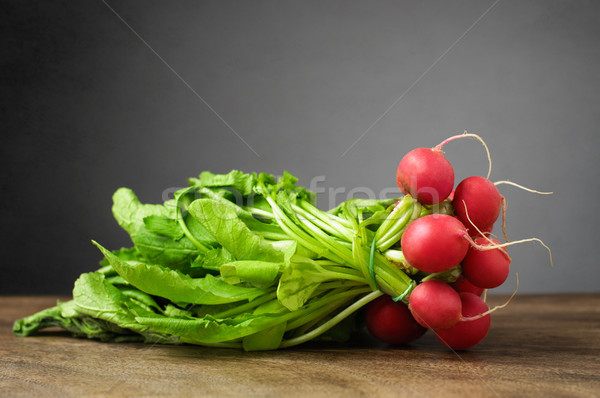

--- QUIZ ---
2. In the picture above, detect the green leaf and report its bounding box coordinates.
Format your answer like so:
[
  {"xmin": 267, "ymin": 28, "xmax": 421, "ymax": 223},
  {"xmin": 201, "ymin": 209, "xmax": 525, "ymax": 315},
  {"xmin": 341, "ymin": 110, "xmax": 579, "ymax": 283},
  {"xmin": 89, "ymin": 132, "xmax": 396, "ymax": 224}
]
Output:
[
  {"xmin": 190, "ymin": 170, "xmax": 258, "ymax": 197},
  {"xmin": 73, "ymin": 273, "xmax": 154, "ymax": 329},
  {"xmin": 99, "ymin": 247, "xmax": 144, "ymax": 268},
  {"xmin": 143, "ymin": 215, "xmax": 184, "ymax": 240},
  {"xmin": 129, "ymin": 229, "xmax": 199, "ymax": 270},
  {"xmin": 192, "ymin": 247, "xmax": 236, "ymax": 271},
  {"xmin": 163, "ymin": 304, "xmax": 194, "ymax": 318},
  {"xmin": 188, "ymin": 186, "xmax": 289, "ymax": 241},
  {"xmin": 277, "ymin": 257, "xmax": 340, "ymax": 311},
  {"xmin": 94, "ymin": 241, "xmax": 269, "ymax": 305},
  {"xmin": 119, "ymin": 288, "xmax": 163, "ymax": 312},
  {"xmin": 270, "ymin": 240, "xmax": 318, "ymax": 261},
  {"xmin": 136, "ymin": 312, "xmax": 287, "ymax": 344},
  {"xmin": 182, "ymin": 212, "xmax": 216, "ymax": 246},
  {"xmin": 111, "ymin": 188, "xmax": 202, "ymax": 269},
  {"xmin": 112, "ymin": 187, "xmax": 173, "ymax": 232},
  {"xmin": 72, "ymin": 272, "xmax": 178, "ymax": 343},
  {"xmin": 277, "ymin": 171, "xmax": 316, "ymax": 204},
  {"xmin": 13, "ymin": 300, "xmax": 145, "ymax": 342},
  {"xmin": 220, "ymin": 261, "xmax": 282, "ymax": 288},
  {"xmin": 13, "ymin": 301, "xmax": 75, "ymax": 336},
  {"xmin": 188, "ymin": 199, "xmax": 287, "ymax": 263}
]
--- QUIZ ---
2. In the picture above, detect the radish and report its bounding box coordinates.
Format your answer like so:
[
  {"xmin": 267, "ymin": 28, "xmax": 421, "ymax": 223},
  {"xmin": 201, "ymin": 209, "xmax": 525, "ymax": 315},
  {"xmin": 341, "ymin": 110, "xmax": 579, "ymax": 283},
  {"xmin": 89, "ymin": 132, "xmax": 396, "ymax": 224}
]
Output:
[
  {"xmin": 365, "ymin": 295, "xmax": 427, "ymax": 344},
  {"xmin": 396, "ymin": 147, "xmax": 455, "ymax": 205},
  {"xmin": 396, "ymin": 132, "xmax": 492, "ymax": 206},
  {"xmin": 453, "ymin": 176, "xmax": 503, "ymax": 237},
  {"xmin": 408, "ymin": 280, "xmax": 462, "ymax": 330},
  {"xmin": 435, "ymin": 292, "xmax": 491, "ymax": 350},
  {"xmin": 450, "ymin": 275, "xmax": 484, "ymax": 297},
  {"xmin": 400, "ymin": 214, "xmax": 470, "ymax": 273},
  {"xmin": 462, "ymin": 238, "xmax": 511, "ymax": 289}
]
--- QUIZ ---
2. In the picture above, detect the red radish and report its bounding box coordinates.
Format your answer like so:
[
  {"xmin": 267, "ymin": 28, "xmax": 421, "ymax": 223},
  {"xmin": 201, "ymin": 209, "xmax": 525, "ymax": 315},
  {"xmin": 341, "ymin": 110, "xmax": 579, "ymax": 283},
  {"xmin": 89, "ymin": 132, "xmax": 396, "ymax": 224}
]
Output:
[
  {"xmin": 396, "ymin": 147, "xmax": 454, "ymax": 205},
  {"xmin": 401, "ymin": 214, "xmax": 470, "ymax": 273},
  {"xmin": 436, "ymin": 292, "xmax": 491, "ymax": 350},
  {"xmin": 462, "ymin": 237, "xmax": 511, "ymax": 289},
  {"xmin": 365, "ymin": 295, "xmax": 427, "ymax": 344},
  {"xmin": 453, "ymin": 176, "xmax": 503, "ymax": 237},
  {"xmin": 408, "ymin": 280, "xmax": 462, "ymax": 330},
  {"xmin": 451, "ymin": 275, "xmax": 484, "ymax": 297},
  {"xmin": 396, "ymin": 132, "xmax": 492, "ymax": 206}
]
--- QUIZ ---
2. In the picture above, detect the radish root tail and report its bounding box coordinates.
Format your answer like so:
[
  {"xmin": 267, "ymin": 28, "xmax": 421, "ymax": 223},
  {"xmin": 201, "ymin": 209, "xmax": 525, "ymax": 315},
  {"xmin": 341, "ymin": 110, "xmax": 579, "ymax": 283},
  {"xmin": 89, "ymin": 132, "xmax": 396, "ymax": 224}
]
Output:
[
  {"xmin": 494, "ymin": 180, "xmax": 553, "ymax": 195},
  {"xmin": 501, "ymin": 196, "xmax": 509, "ymax": 242},
  {"xmin": 461, "ymin": 200, "xmax": 554, "ymax": 268},
  {"xmin": 434, "ymin": 131, "xmax": 492, "ymax": 179},
  {"xmin": 468, "ymin": 235, "xmax": 553, "ymax": 268},
  {"xmin": 460, "ymin": 200, "xmax": 509, "ymax": 256}
]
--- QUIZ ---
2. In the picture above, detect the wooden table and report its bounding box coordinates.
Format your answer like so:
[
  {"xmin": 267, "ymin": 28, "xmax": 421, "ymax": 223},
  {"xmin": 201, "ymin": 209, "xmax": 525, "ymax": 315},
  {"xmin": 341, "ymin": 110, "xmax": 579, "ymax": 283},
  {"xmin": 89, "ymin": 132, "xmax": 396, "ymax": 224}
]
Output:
[{"xmin": 1, "ymin": 295, "xmax": 599, "ymax": 397}]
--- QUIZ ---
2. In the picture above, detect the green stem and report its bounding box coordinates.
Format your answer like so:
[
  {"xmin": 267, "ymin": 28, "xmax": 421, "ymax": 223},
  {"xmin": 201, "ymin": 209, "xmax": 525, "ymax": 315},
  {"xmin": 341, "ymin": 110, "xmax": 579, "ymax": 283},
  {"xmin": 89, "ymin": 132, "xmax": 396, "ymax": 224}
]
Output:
[
  {"xmin": 311, "ymin": 280, "xmax": 365, "ymax": 295},
  {"xmin": 376, "ymin": 226, "xmax": 408, "ymax": 252},
  {"xmin": 420, "ymin": 273, "xmax": 437, "ymax": 282},
  {"xmin": 326, "ymin": 213, "xmax": 355, "ymax": 229},
  {"xmin": 288, "ymin": 310, "xmax": 331, "ymax": 337},
  {"xmin": 240, "ymin": 207, "xmax": 275, "ymax": 219},
  {"xmin": 372, "ymin": 252, "xmax": 414, "ymax": 296},
  {"xmin": 332, "ymin": 238, "xmax": 353, "ymax": 249},
  {"xmin": 383, "ymin": 249, "xmax": 404, "ymax": 264},
  {"xmin": 229, "ymin": 286, "xmax": 371, "ymax": 341},
  {"xmin": 374, "ymin": 196, "xmax": 413, "ymax": 241},
  {"xmin": 259, "ymin": 193, "xmax": 328, "ymax": 260},
  {"xmin": 298, "ymin": 201, "xmax": 355, "ymax": 241},
  {"xmin": 352, "ymin": 233, "xmax": 376, "ymax": 291},
  {"xmin": 253, "ymin": 231, "xmax": 292, "ymax": 241},
  {"xmin": 292, "ymin": 210, "xmax": 356, "ymax": 265},
  {"xmin": 285, "ymin": 296, "xmax": 353, "ymax": 332},
  {"xmin": 291, "ymin": 204, "xmax": 349, "ymax": 241},
  {"xmin": 319, "ymin": 264, "xmax": 365, "ymax": 280},
  {"xmin": 264, "ymin": 195, "xmax": 335, "ymax": 260},
  {"xmin": 314, "ymin": 259, "xmax": 341, "ymax": 266},
  {"xmin": 321, "ymin": 269, "xmax": 367, "ymax": 284},
  {"xmin": 281, "ymin": 286, "xmax": 370, "ymax": 331},
  {"xmin": 375, "ymin": 197, "xmax": 421, "ymax": 251},
  {"xmin": 212, "ymin": 292, "xmax": 277, "ymax": 319},
  {"xmin": 175, "ymin": 187, "xmax": 210, "ymax": 253},
  {"xmin": 279, "ymin": 290, "xmax": 383, "ymax": 348}
]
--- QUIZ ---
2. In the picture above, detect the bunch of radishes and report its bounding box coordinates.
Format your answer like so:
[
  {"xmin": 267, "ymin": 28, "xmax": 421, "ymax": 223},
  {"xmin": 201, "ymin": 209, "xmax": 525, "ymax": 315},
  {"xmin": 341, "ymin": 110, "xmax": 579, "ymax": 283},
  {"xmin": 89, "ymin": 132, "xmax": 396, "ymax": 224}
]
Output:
[{"xmin": 366, "ymin": 133, "xmax": 549, "ymax": 350}]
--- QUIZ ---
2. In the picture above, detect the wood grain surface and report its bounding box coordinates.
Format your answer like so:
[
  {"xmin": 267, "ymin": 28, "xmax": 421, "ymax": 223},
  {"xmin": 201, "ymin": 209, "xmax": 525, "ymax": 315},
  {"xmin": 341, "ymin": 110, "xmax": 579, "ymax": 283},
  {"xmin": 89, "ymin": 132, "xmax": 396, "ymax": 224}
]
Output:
[{"xmin": 1, "ymin": 294, "xmax": 599, "ymax": 397}]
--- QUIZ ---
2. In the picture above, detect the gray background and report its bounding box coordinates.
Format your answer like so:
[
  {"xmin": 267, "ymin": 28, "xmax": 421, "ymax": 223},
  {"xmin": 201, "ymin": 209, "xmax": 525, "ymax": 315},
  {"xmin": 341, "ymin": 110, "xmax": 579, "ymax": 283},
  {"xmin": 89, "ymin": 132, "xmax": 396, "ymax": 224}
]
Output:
[{"xmin": 2, "ymin": 0, "xmax": 599, "ymax": 294}]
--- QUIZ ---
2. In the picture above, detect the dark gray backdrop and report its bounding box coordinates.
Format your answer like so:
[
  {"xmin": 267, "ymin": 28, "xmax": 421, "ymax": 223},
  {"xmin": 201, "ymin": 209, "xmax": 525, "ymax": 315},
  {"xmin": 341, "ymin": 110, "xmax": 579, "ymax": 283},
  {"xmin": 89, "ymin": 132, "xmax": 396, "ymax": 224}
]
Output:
[{"xmin": 3, "ymin": 0, "xmax": 599, "ymax": 294}]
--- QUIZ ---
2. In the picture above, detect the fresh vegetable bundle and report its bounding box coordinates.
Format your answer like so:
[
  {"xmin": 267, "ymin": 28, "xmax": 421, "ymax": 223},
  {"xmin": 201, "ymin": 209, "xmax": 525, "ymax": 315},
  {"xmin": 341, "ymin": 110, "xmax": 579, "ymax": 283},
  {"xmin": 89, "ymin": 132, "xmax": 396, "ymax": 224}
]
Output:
[{"xmin": 14, "ymin": 134, "xmax": 548, "ymax": 350}]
